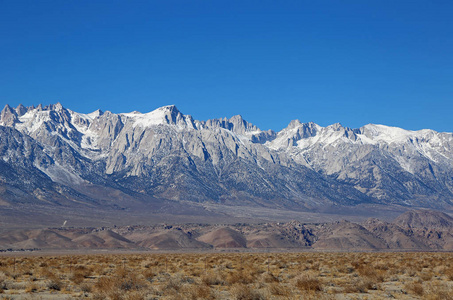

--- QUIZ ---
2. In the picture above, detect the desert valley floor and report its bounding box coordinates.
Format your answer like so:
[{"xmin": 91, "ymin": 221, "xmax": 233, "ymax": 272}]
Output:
[
  {"xmin": 0, "ymin": 251, "xmax": 452, "ymax": 299},
  {"xmin": 1, "ymin": 209, "xmax": 453, "ymax": 299}
]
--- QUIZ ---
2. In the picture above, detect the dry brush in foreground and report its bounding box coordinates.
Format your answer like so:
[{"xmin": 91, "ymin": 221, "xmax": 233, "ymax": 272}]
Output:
[{"xmin": 0, "ymin": 252, "xmax": 452, "ymax": 299}]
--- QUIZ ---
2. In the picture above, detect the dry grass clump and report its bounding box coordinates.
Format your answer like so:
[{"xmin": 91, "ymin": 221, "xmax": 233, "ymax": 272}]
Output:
[
  {"xmin": 70, "ymin": 265, "xmax": 93, "ymax": 284},
  {"xmin": 342, "ymin": 278, "xmax": 374, "ymax": 293},
  {"xmin": 294, "ymin": 274, "xmax": 323, "ymax": 292},
  {"xmin": 230, "ymin": 283, "xmax": 265, "ymax": 300},
  {"xmin": 181, "ymin": 283, "xmax": 214, "ymax": 300},
  {"xmin": 260, "ymin": 271, "xmax": 279, "ymax": 283},
  {"xmin": 94, "ymin": 266, "xmax": 147, "ymax": 299},
  {"xmin": 444, "ymin": 266, "xmax": 453, "ymax": 281},
  {"xmin": 0, "ymin": 251, "xmax": 451, "ymax": 298},
  {"xmin": 24, "ymin": 281, "xmax": 39, "ymax": 293},
  {"xmin": 423, "ymin": 281, "xmax": 453, "ymax": 300},
  {"xmin": 46, "ymin": 278, "xmax": 63, "ymax": 291},
  {"xmin": 405, "ymin": 281, "xmax": 424, "ymax": 296},
  {"xmin": 267, "ymin": 281, "xmax": 291, "ymax": 296},
  {"xmin": 227, "ymin": 270, "xmax": 256, "ymax": 285},
  {"xmin": 201, "ymin": 270, "xmax": 225, "ymax": 286}
]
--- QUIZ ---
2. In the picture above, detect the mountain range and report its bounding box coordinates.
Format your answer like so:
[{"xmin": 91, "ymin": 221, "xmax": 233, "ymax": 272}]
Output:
[{"xmin": 0, "ymin": 103, "xmax": 452, "ymax": 227}]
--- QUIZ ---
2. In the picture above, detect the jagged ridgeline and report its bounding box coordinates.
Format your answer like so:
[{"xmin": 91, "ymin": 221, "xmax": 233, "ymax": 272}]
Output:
[{"xmin": 0, "ymin": 103, "xmax": 453, "ymax": 211}]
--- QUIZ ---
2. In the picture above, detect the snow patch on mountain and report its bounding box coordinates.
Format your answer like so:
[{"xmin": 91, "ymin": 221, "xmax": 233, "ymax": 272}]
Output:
[
  {"xmin": 121, "ymin": 105, "xmax": 199, "ymax": 130},
  {"xmin": 16, "ymin": 110, "xmax": 53, "ymax": 134},
  {"xmin": 362, "ymin": 124, "xmax": 422, "ymax": 144}
]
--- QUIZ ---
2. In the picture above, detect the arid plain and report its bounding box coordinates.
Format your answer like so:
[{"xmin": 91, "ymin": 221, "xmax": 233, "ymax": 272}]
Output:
[
  {"xmin": 1, "ymin": 209, "xmax": 453, "ymax": 299},
  {"xmin": 0, "ymin": 252, "xmax": 453, "ymax": 299}
]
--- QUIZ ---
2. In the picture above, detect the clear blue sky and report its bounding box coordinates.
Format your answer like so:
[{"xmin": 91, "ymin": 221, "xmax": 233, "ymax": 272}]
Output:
[{"xmin": 1, "ymin": 1, "xmax": 452, "ymax": 132}]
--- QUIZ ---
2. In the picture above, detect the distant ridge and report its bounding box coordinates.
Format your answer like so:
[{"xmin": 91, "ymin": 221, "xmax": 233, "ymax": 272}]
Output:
[
  {"xmin": 1, "ymin": 210, "xmax": 452, "ymax": 251},
  {"xmin": 394, "ymin": 210, "xmax": 453, "ymax": 229}
]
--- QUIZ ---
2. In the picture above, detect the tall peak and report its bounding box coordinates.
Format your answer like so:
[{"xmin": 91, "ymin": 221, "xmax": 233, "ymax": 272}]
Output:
[
  {"xmin": 328, "ymin": 122, "xmax": 344, "ymax": 130},
  {"xmin": 1, "ymin": 104, "xmax": 18, "ymax": 126},
  {"xmin": 159, "ymin": 105, "xmax": 180, "ymax": 113},
  {"xmin": 229, "ymin": 114, "xmax": 244, "ymax": 122},
  {"xmin": 88, "ymin": 109, "xmax": 104, "ymax": 118},
  {"xmin": 54, "ymin": 102, "xmax": 64, "ymax": 111},
  {"xmin": 287, "ymin": 119, "xmax": 303, "ymax": 129},
  {"xmin": 228, "ymin": 115, "xmax": 260, "ymax": 134},
  {"xmin": 2, "ymin": 104, "xmax": 14, "ymax": 113},
  {"xmin": 204, "ymin": 114, "xmax": 260, "ymax": 134},
  {"xmin": 122, "ymin": 104, "xmax": 196, "ymax": 128},
  {"xmin": 15, "ymin": 104, "xmax": 27, "ymax": 116}
]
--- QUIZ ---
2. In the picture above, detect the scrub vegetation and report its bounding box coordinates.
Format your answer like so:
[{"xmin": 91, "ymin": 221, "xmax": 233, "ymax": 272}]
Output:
[{"xmin": 0, "ymin": 252, "xmax": 452, "ymax": 299}]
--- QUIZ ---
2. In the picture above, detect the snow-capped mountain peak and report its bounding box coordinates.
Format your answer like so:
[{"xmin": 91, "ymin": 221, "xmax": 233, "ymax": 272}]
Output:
[
  {"xmin": 360, "ymin": 124, "xmax": 415, "ymax": 143},
  {"xmin": 87, "ymin": 109, "xmax": 104, "ymax": 119},
  {"xmin": 1, "ymin": 103, "xmax": 453, "ymax": 210},
  {"xmin": 120, "ymin": 105, "xmax": 199, "ymax": 129}
]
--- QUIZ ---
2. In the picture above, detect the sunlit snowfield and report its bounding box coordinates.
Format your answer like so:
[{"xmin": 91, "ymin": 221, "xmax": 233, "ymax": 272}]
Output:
[{"xmin": 0, "ymin": 252, "xmax": 452, "ymax": 299}]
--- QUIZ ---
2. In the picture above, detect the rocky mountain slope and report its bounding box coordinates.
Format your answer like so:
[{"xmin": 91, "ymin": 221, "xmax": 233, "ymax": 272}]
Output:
[{"xmin": 0, "ymin": 103, "xmax": 452, "ymax": 217}]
